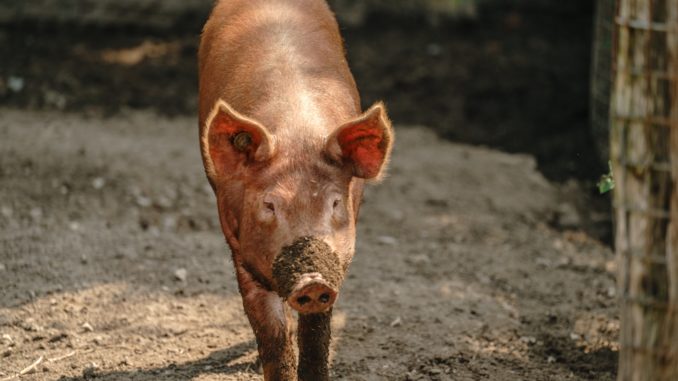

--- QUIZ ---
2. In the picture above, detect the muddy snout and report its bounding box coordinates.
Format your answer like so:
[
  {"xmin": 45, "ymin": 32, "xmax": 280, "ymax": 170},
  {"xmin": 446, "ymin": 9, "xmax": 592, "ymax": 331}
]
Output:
[{"xmin": 272, "ymin": 237, "xmax": 344, "ymax": 314}]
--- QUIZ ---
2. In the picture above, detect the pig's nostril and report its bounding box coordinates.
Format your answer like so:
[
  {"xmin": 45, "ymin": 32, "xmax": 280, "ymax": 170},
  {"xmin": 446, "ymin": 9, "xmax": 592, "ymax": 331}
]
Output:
[
  {"xmin": 319, "ymin": 293, "xmax": 331, "ymax": 303},
  {"xmin": 297, "ymin": 296, "xmax": 311, "ymax": 306}
]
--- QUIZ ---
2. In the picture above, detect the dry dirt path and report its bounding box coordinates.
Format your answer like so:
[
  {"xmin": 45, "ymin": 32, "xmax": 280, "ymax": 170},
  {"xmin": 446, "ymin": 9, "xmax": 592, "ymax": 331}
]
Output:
[{"xmin": 0, "ymin": 109, "xmax": 617, "ymax": 380}]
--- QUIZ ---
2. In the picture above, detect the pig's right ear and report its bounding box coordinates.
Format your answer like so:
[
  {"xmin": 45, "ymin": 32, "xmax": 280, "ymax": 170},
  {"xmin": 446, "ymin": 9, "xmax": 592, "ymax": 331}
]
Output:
[{"xmin": 201, "ymin": 100, "xmax": 276, "ymax": 179}]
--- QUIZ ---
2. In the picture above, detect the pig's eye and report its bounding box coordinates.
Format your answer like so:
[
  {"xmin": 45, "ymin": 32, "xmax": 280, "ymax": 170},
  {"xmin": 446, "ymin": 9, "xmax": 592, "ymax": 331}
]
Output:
[
  {"xmin": 258, "ymin": 200, "xmax": 276, "ymax": 223},
  {"xmin": 331, "ymin": 197, "xmax": 347, "ymax": 225},
  {"xmin": 258, "ymin": 198, "xmax": 277, "ymax": 223}
]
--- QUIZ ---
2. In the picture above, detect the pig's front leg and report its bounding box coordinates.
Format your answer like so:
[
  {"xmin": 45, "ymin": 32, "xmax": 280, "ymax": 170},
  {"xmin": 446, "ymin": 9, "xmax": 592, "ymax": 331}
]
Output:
[
  {"xmin": 297, "ymin": 311, "xmax": 332, "ymax": 381},
  {"xmin": 234, "ymin": 263, "xmax": 297, "ymax": 380}
]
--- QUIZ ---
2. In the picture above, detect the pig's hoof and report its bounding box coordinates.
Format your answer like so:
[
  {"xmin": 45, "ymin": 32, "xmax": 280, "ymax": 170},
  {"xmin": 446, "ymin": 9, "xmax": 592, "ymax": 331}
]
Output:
[{"xmin": 288, "ymin": 277, "xmax": 338, "ymax": 314}]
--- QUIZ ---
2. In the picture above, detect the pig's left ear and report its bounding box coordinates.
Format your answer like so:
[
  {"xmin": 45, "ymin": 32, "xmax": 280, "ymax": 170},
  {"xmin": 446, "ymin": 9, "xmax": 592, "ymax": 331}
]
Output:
[{"xmin": 325, "ymin": 102, "xmax": 394, "ymax": 180}]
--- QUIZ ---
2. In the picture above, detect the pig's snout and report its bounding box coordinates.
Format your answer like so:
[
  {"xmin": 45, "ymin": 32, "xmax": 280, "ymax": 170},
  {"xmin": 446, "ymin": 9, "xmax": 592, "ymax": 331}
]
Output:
[
  {"xmin": 288, "ymin": 273, "xmax": 338, "ymax": 314},
  {"xmin": 272, "ymin": 237, "xmax": 345, "ymax": 314}
]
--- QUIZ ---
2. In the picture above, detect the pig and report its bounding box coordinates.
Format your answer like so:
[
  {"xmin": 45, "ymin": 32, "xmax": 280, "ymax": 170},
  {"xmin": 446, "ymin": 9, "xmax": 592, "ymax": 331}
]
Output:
[{"xmin": 198, "ymin": 1, "xmax": 394, "ymax": 379}]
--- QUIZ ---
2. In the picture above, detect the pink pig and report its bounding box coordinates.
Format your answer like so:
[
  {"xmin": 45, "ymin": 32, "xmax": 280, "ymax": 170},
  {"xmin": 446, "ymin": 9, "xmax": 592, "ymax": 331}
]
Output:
[{"xmin": 198, "ymin": 0, "xmax": 394, "ymax": 379}]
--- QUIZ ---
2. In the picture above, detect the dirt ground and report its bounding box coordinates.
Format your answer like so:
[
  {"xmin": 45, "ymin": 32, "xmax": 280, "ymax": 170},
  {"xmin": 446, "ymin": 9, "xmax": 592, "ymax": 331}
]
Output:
[
  {"xmin": 0, "ymin": 1, "xmax": 619, "ymax": 379},
  {"xmin": 0, "ymin": 108, "xmax": 617, "ymax": 380}
]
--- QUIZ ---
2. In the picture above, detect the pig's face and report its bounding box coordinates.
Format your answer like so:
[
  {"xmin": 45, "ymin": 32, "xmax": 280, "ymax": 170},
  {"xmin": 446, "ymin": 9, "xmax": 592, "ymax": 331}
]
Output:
[
  {"xmin": 201, "ymin": 100, "xmax": 393, "ymax": 312},
  {"xmin": 239, "ymin": 165, "xmax": 355, "ymax": 269}
]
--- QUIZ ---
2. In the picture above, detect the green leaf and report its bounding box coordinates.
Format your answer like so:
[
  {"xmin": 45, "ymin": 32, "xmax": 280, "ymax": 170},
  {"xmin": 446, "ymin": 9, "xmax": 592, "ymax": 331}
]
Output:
[
  {"xmin": 597, "ymin": 161, "xmax": 615, "ymax": 194},
  {"xmin": 597, "ymin": 176, "xmax": 614, "ymax": 194}
]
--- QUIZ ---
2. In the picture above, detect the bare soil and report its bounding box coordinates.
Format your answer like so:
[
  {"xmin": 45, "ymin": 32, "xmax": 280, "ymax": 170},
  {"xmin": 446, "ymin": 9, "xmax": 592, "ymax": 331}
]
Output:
[
  {"xmin": 0, "ymin": 109, "xmax": 617, "ymax": 380},
  {"xmin": 1, "ymin": 1, "xmax": 619, "ymax": 379}
]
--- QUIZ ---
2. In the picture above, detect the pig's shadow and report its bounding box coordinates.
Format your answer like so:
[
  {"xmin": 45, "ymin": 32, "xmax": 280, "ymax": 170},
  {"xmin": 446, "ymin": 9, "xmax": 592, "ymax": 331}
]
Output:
[{"xmin": 56, "ymin": 340, "xmax": 259, "ymax": 381}]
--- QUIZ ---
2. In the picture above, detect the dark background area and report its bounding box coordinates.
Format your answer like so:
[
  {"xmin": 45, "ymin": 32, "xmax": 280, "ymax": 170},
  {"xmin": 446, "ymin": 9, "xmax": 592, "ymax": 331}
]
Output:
[
  {"xmin": 0, "ymin": 0, "xmax": 600, "ymax": 181},
  {"xmin": 0, "ymin": 0, "xmax": 611, "ymax": 245}
]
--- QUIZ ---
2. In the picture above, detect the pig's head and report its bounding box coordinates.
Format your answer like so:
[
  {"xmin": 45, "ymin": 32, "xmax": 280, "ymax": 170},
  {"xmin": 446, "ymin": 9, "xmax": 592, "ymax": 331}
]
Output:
[{"xmin": 201, "ymin": 100, "xmax": 393, "ymax": 314}]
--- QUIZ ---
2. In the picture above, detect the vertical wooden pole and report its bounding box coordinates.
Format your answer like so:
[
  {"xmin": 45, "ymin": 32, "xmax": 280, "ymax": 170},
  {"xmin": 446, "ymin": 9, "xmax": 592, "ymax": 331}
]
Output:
[
  {"xmin": 612, "ymin": 0, "xmax": 678, "ymax": 379},
  {"xmin": 665, "ymin": 0, "xmax": 678, "ymax": 379}
]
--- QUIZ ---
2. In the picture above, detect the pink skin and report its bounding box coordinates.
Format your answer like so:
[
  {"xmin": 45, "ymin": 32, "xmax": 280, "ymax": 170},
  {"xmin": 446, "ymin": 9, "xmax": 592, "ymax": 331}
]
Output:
[
  {"xmin": 287, "ymin": 273, "xmax": 338, "ymax": 315},
  {"xmin": 198, "ymin": 1, "xmax": 394, "ymax": 380}
]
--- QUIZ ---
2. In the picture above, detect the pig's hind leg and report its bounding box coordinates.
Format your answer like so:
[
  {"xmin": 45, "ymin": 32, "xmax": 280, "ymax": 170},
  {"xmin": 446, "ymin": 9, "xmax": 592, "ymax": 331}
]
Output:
[
  {"xmin": 297, "ymin": 310, "xmax": 332, "ymax": 381},
  {"xmin": 235, "ymin": 264, "xmax": 297, "ymax": 380}
]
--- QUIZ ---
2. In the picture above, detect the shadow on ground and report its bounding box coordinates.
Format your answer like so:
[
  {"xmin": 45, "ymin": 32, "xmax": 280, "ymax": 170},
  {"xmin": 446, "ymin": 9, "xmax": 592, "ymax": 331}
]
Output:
[{"xmin": 56, "ymin": 341, "xmax": 258, "ymax": 381}]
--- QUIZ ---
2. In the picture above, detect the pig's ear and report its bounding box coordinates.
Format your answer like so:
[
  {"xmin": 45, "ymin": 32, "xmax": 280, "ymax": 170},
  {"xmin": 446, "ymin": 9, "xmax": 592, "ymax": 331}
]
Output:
[
  {"xmin": 201, "ymin": 100, "xmax": 276, "ymax": 179},
  {"xmin": 325, "ymin": 102, "xmax": 394, "ymax": 180}
]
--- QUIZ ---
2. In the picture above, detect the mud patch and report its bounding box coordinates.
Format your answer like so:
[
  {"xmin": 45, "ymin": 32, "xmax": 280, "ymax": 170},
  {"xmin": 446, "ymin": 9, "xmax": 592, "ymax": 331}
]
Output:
[{"xmin": 272, "ymin": 237, "xmax": 344, "ymax": 299}]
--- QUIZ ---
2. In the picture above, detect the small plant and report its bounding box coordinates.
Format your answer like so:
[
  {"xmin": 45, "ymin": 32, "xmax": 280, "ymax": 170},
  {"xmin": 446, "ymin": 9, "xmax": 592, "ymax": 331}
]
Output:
[{"xmin": 597, "ymin": 161, "xmax": 615, "ymax": 194}]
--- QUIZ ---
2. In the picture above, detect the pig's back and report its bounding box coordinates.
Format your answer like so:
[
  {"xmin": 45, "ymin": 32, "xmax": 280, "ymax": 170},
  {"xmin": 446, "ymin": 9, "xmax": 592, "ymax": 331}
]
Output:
[{"xmin": 198, "ymin": 0, "xmax": 360, "ymax": 134}]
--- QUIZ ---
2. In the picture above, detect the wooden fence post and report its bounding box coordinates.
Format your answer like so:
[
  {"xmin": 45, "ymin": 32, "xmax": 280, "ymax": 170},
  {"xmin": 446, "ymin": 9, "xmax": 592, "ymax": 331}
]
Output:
[{"xmin": 611, "ymin": 0, "xmax": 678, "ymax": 379}]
